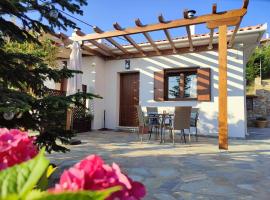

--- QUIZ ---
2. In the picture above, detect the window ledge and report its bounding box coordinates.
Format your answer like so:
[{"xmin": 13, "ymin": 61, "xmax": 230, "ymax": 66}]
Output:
[{"xmin": 164, "ymin": 98, "xmax": 198, "ymax": 102}]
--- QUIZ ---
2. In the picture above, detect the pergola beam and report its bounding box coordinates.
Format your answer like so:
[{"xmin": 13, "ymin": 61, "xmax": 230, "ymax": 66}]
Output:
[
  {"xmin": 228, "ymin": 20, "xmax": 242, "ymax": 48},
  {"xmin": 58, "ymin": 32, "xmax": 104, "ymax": 57},
  {"xmin": 71, "ymin": 8, "xmax": 247, "ymax": 41},
  {"xmin": 113, "ymin": 22, "xmax": 146, "ymax": 56},
  {"xmin": 158, "ymin": 14, "xmax": 177, "ymax": 53},
  {"xmin": 81, "ymin": 45, "xmax": 105, "ymax": 57},
  {"xmin": 135, "ymin": 19, "xmax": 161, "ymax": 55},
  {"xmin": 75, "ymin": 29, "xmax": 115, "ymax": 57},
  {"xmin": 183, "ymin": 10, "xmax": 194, "ymax": 51},
  {"xmin": 208, "ymin": 4, "xmax": 217, "ymax": 50},
  {"xmin": 208, "ymin": 29, "xmax": 215, "ymax": 50},
  {"xmin": 93, "ymin": 26, "xmax": 129, "ymax": 54},
  {"xmin": 243, "ymin": 0, "xmax": 249, "ymax": 9},
  {"xmin": 109, "ymin": 44, "xmax": 218, "ymax": 60}
]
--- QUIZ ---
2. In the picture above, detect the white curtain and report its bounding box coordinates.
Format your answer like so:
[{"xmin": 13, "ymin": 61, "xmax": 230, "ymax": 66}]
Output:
[{"xmin": 67, "ymin": 42, "xmax": 82, "ymax": 95}]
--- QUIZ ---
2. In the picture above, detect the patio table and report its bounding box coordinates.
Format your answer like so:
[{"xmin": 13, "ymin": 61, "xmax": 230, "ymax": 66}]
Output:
[{"xmin": 148, "ymin": 113, "xmax": 174, "ymax": 143}]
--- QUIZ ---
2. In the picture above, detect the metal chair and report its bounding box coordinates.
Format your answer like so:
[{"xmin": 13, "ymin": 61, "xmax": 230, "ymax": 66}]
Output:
[
  {"xmin": 146, "ymin": 107, "xmax": 159, "ymax": 140},
  {"xmin": 190, "ymin": 108, "xmax": 199, "ymax": 142},
  {"xmin": 170, "ymin": 106, "xmax": 192, "ymax": 144},
  {"xmin": 136, "ymin": 105, "xmax": 148, "ymax": 142}
]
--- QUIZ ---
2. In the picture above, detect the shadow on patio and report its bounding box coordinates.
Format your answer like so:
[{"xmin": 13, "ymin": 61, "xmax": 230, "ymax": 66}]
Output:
[{"xmin": 47, "ymin": 131, "xmax": 270, "ymax": 200}]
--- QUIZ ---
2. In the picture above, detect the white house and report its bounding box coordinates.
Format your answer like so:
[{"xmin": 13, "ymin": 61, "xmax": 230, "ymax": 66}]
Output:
[{"xmin": 45, "ymin": 23, "xmax": 267, "ymax": 139}]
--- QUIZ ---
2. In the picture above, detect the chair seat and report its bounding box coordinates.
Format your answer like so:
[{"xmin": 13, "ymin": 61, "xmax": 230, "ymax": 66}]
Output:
[
  {"xmin": 149, "ymin": 117, "xmax": 159, "ymax": 126},
  {"xmin": 190, "ymin": 118, "xmax": 196, "ymax": 127}
]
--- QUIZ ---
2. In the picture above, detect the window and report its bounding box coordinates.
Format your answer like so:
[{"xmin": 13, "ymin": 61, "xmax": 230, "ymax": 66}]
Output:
[
  {"xmin": 165, "ymin": 68, "xmax": 198, "ymax": 100},
  {"xmin": 154, "ymin": 68, "xmax": 211, "ymax": 102}
]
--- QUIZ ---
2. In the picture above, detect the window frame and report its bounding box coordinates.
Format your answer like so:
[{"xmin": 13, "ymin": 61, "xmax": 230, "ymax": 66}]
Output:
[{"xmin": 164, "ymin": 67, "xmax": 199, "ymax": 101}]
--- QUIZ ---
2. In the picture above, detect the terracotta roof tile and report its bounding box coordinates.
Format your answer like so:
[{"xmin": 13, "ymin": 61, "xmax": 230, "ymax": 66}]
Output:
[{"xmin": 120, "ymin": 24, "xmax": 264, "ymax": 47}]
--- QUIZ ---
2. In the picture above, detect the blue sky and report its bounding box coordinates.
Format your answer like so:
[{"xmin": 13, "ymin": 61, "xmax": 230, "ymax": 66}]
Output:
[{"xmin": 62, "ymin": 0, "xmax": 269, "ymax": 44}]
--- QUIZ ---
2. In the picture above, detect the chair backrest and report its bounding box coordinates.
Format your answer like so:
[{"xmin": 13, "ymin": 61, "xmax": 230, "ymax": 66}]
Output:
[
  {"xmin": 146, "ymin": 107, "xmax": 158, "ymax": 114},
  {"xmin": 190, "ymin": 108, "xmax": 199, "ymax": 127},
  {"xmin": 191, "ymin": 108, "xmax": 199, "ymax": 119},
  {"xmin": 173, "ymin": 106, "xmax": 192, "ymax": 130},
  {"xmin": 136, "ymin": 105, "xmax": 145, "ymax": 126}
]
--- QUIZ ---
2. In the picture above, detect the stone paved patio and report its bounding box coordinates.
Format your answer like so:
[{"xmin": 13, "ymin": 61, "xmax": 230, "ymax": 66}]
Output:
[{"xmin": 47, "ymin": 128, "xmax": 270, "ymax": 200}]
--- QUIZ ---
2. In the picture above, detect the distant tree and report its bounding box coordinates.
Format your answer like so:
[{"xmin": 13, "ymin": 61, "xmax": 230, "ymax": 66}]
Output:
[
  {"xmin": 0, "ymin": 0, "xmax": 101, "ymax": 152},
  {"xmin": 246, "ymin": 44, "xmax": 270, "ymax": 85}
]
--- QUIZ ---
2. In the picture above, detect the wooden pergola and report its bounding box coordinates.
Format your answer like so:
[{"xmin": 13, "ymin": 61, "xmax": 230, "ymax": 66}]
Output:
[{"xmin": 68, "ymin": 0, "xmax": 249, "ymax": 150}]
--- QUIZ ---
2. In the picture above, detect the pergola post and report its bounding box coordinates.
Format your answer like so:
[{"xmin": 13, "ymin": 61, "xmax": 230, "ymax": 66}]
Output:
[{"xmin": 218, "ymin": 25, "xmax": 228, "ymax": 150}]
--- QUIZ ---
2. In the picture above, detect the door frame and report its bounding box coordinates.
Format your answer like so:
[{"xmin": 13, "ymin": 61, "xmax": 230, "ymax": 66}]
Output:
[{"xmin": 119, "ymin": 71, "xmax": 140, "ymax": 127}]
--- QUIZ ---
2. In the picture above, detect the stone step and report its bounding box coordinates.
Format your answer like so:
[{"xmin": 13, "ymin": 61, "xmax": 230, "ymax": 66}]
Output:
[{"xmin": 116, "ymin": 126, "xmax": 138, "ymax": 133}]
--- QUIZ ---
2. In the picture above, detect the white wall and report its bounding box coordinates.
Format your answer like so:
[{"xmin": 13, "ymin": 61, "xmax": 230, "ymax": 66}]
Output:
[
  {"xmin": 43, "ymin": 57, "xmax": 103, "ymax": 130},
  {"xmin": 78, "ymin": 56, "xmax": 106, "ymax": 130},
  {"xmin": 91, "ymin": 49, "xmax": 246, "ymax": 138}
]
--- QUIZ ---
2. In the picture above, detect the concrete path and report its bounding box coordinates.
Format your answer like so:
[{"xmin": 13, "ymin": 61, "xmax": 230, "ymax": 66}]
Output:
[{"xmin": 48, "ymin": 129, "xmax": 270, "ymax": 200}]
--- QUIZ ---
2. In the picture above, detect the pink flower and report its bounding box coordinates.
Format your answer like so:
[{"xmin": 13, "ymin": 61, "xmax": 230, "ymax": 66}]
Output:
[
  {"xmin": 53, "ymin": 155, "xmax": 146, "ymax": 200},
  {"xmin": 0, "ymin": 128, "xmax": 38, "ymax": 170}
]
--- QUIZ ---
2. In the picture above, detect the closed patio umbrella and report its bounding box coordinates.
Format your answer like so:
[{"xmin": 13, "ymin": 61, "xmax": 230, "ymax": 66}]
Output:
[
  {"xmin": 66, "ymin": 42, "xmax": 83, "ymax": 144},
  {"xmin": 67, "ymin": 41, "xmax": 82, "ymax": 95}
]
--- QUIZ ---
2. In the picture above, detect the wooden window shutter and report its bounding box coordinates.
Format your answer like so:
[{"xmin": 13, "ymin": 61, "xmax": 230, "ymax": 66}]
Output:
[
  {"xmin": 154, "ymin": 71, "xmax": 164, "ymax": 101},
  {"xmin": 197, "ymin": 68, "xmax": 211, "ymax": 101}
]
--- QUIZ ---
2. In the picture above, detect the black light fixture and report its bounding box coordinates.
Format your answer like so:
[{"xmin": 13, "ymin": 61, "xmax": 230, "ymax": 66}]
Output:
[
  {"xmin": 125, "ymin": 60, "xmax": 131, "ymax": 70},
  {"xmin": 3, "ymin": 111, "xmax": 15, "ymax": 121},
  {"xmin": 186, "ymin": 10, "xmax": 196, "ymax": 19},
  {"xmin": 49, "ymin": 6, "xmax": 59, "ymax": 19}
]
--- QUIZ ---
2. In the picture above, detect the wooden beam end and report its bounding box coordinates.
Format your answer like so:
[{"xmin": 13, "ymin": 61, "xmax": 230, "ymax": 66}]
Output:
[
  {"xmin": 243, "ymin": 0, "xmax": 249, "ymax": 9},
  {"xmin": 113, "ymin": 22, "xmax": 123, "ymax": 31},
  {"xmin": 212, "ymin": 3, "xmax": 217, "ymax": 14},
  {"xmin": 93, "ymin": 26, "xmax": 103, "ymax": 34},
  {"xmin": 183, "ymin": 9, "xmax": 189, "ymax": 19},
  {"xmin": 135, "ymin": 18, "xmax": 144, "ymax": 27}
]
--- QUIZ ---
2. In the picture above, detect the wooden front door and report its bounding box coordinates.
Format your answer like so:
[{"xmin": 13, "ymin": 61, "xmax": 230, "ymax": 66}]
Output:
[{"xmin": 119, "ymin": 72, "xmax": 139, "ymax": 127}]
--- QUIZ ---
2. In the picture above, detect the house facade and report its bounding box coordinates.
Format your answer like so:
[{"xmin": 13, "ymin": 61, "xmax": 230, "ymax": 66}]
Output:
[{"xmin": 46, "ymin": 24, "xmax": 267, "ymax": 138}]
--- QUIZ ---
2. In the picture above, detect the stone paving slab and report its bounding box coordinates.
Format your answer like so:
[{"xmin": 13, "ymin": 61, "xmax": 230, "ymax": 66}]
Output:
[{"xmin": 47, "ymin": 129, "xmax": 270, "ymax": 200}]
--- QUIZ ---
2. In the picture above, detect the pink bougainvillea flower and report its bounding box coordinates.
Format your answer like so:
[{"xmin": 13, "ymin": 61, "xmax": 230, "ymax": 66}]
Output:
[
  {"xmin": 0, "ymin": 128, "xmax": 38, "ymax": 170},
  {"xmin": 53, "ymin": 155, "xmax": 146, "ymax": 200}
]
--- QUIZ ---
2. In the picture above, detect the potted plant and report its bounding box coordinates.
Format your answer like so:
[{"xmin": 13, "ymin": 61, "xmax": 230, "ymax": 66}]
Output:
[
  {"xmin": 73, "ymin": 111, "xmax": 94, "ymax": 133},
  {"xmin": 255, "ymin": 117, "xmax": 269, "ymax": 128}
]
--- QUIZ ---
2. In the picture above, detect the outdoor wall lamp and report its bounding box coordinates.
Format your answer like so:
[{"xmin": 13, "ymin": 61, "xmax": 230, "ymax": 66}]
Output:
[
  {"xmin": 125, "ymin": 60, "xmax": 131, "ymax": 70},
  {"xmin": 186, "ymin": 10, "xmax": 196, "ymax": 19},
  {"xmin": 49, "ymin": 6, "xmax": 59, "ymax": 19}
]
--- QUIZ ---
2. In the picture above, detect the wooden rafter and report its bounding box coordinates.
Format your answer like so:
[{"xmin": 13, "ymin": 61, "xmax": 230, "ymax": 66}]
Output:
[
  {"xmin": 93, "ymin": 26, "xmax": 129, "ymax": 54},
  {"xmin": 212, "ymin": 3, "xmax": 217, "ymax": 14},
  {"xmin": 57, "ymin": 32, "xmax": 104, "ymax": 57},
  {"xmin": 75, "ymin": 29, "xmax": 115, "ymax": 57},
  {"xmin": 208, "ymin": 29, "xmax": 215, "ymax": 50},
  {"xmin": 227, "ymin": 0, "xmax": 249, "ymax": 48},
  {"xmin": 208, "ymin": 3, "xmax": 217, "ymax": 49},
  {"xmin": 113, "ymin": 23, "xmax": 145, "ymax": 56},
  {"xmin": 183, "ymin": 10, "xmax": 194, "ymax": 51},
  {"xmin": 228, "ymin": 22, "xmax": 241, "ymax": 48},
  {"xmin": 110, "ymin": 44, "xmax": 218, "ymax": 60},
  {"xmin": 243, "ymin": 0, "xmax": 249, "ymax": 9},
  {"xmin": 81, "ymin": 45, "xmax": 105, "ymax": 57},
  {"xmin": 158, "ymin": 14, "xmax": 177, "ymax": 53},
  {"xmin": 135, "ymin": 19, "xmax": 161, "ymax": 55}
]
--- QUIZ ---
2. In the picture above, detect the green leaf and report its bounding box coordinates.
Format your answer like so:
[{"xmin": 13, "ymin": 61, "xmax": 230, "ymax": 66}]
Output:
[
  {"xmin": 26, "ymin": 186, "xmax": 121, "ymax": 200},
  {"xmin": 0, "ymin": 149, "xmax": 49, "ymax": 199},
  {"xmin": 36, "ymin": 164, "xmax": 57, "ymax": 191},
  {"xmin": 46, "ymin": 165, "xmax": 57, "ymax": 178}
]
